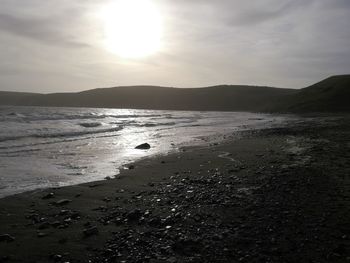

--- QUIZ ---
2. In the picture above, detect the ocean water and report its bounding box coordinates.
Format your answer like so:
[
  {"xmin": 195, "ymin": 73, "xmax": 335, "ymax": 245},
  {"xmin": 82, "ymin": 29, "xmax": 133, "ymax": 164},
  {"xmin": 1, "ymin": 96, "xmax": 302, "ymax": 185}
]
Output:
[{"xmin": 0, "ymin": 106, "xmax": 291, "ymax": 198}]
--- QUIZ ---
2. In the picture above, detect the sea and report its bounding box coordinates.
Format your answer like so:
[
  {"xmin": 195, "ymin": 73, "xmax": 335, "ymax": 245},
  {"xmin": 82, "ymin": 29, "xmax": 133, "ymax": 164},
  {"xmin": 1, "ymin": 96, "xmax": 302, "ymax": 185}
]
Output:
[{"xmin": 0, "ymin": 106, "xmax": 293, "ymax": 198}]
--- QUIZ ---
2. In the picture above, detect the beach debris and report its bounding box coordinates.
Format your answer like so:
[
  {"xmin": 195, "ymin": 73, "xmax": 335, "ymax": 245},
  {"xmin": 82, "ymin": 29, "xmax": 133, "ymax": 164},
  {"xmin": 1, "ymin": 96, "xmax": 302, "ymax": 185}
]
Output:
[
  {"xmin": 42, "ymin": 192, "xmax": 55, "ymax": 199},
  {"xmin": 128, "ymin": 165, "xmax": 135, "ymax": 169},
  {"xmin": 54, "ymin": 199, "xmax": 72, "ymax": 206},
  {"xmin": 0, "ymin": 234, "xmax": 15, "ymax": 242},
  {"xmin": 135, "ymin": 143, "xmax": 151, "ymax": 150},
  {"xmin": 83, "ymin": 226, "xmax": 99, "ymax": 237}
]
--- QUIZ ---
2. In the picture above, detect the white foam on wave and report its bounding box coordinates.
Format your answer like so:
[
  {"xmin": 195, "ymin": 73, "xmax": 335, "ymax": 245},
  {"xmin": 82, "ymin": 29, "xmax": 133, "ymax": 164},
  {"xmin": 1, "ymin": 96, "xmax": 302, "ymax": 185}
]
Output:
[
  {"xmin": 0, "ymin": 106, "xmax": 294, "ymax": 198},
  {"xmin": 0, "ymin": 126, "xmax": 123, "ymax": 143}
]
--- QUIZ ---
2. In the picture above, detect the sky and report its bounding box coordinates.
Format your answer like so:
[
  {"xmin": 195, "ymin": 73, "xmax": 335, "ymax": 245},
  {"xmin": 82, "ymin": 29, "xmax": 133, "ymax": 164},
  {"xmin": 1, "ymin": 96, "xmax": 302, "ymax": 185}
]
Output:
[{"xmin": 0, "ymin": 0, "xmax": 349, "ymax": 93}]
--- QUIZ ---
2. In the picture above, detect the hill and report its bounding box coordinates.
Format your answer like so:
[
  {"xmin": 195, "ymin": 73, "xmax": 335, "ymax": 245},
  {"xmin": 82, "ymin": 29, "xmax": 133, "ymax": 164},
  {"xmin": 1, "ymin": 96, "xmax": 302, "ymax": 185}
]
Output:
[
  {"xmin": 0, "ymin": 75, "xmax": 349, "ymax": 112},
  {"xmin": 0, "ymin": 85, "xmax": 296, "ymax": 112},
  {"xmin": 0, "ymin": 91, "xmax": 40, "ymax": 106},
  {"xmin": 272, "ymin": 75, "xmax": 350, "ymax": 112}
]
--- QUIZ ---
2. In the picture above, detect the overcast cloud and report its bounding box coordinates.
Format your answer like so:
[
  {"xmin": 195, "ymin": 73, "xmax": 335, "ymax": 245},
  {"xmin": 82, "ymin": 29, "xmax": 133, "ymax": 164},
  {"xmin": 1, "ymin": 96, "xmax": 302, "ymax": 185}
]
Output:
[{"xmin": 0, "ymin": 0, "xmax": 349, "ymax": 92}]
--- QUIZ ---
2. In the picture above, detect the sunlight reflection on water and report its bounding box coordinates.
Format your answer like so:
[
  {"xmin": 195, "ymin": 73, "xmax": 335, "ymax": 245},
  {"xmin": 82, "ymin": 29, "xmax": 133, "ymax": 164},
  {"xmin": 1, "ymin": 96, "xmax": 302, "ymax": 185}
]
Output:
[{"xmin": 0, "ymin": 106, "xmax": 293, "ymax": 197}]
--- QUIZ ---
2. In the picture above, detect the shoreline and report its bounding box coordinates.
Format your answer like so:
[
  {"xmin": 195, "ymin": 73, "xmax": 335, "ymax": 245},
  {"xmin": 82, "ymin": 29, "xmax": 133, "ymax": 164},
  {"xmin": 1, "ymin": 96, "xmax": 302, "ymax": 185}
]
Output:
[
  {"xmin": 0, "ymin": 108, "xmax": 292, "ymax": 199},
  {"xmin": 0, "ymin": 112, "xmax": 293, "ymax": 199},
  {"xmin": 0, "ymin": 116, "xmax": 349, "ymax": 262}
]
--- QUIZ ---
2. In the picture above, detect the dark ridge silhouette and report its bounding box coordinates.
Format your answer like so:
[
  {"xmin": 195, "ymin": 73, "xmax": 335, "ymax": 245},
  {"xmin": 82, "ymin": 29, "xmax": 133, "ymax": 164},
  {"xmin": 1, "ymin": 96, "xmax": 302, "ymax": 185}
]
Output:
[
  {"xmin": 0, "ymin": 75, "xmax": 348, "ymax": 112},
  {"xmin": 0, "ymin": 85, "xmax": 296, "ymax": 112},
  {"xmin": 271, "ymin": 75, "xmax": 350, "ymax": 112},
  {"xmin": 0, "ymin": 91, "xmax": 40, "ymax": 106}
]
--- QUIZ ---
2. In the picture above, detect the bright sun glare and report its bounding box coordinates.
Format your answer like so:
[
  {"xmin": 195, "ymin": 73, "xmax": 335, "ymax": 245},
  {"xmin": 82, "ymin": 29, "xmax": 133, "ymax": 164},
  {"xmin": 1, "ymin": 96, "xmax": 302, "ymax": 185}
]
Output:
[{"xmin": 101, "ymin": 0, "xmax": 162, "ymax": 58}]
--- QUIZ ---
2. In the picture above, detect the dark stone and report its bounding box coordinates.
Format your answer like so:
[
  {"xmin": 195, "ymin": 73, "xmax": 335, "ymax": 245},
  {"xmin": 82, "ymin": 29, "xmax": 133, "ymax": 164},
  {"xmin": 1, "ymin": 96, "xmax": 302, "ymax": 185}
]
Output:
[
  {"xmin": 135, "ymin": 143, "xmax": 151, "ymax": 150},
  {"xmin": 79, "ymin": 122, "xmax": 102, "ymax": 128}
]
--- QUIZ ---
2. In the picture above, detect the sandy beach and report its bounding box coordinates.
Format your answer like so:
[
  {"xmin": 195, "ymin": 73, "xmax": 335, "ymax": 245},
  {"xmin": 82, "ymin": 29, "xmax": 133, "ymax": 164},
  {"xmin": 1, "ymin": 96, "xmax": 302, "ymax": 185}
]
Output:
[{"xmin": 0, "ymin": 115, "xmax": 349, "ymax": 263}]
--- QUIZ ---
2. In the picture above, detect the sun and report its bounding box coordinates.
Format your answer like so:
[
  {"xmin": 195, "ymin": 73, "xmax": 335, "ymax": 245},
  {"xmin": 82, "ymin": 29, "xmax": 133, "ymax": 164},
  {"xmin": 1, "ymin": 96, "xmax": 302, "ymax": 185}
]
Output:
[{"xmin": 101, "ymin": 0, "xmax": 162, "ymax": 58}]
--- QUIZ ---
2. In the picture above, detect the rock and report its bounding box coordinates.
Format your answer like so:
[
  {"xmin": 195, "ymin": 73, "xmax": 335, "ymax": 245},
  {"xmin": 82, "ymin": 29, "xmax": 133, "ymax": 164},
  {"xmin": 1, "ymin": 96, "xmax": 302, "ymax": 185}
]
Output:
[
  {"xmin": 135, "ymin": 143, "xmax": 151, "ymax": 150},
  {"xmin": 79, "ymin": 122, "xmax": 102, "ymax": 128},
  {"xmin": 83, "ymin": 226, "xmax": 99, "ymax": 237},
  {"xmin": 128, "ymin": 165, "xmax": 135, "ymax": 170},
  {"xmin": 0, "ymin": 234, "xmax": 15, "ymax": 242},
  {"xmin": 54, "ymin": 199, "xmax": 72, "ymax": 206},
  {"xmin": 42, "ymin": 192, "xmax": 55, "ymax": 199}
]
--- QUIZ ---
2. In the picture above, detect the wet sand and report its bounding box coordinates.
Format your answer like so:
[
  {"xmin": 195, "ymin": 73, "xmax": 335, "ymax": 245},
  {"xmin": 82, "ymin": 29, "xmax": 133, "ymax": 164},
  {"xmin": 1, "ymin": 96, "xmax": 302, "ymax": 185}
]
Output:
[{"xmin": 0, "ymin": 116, "xmax": 349, "ymax": 263}]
